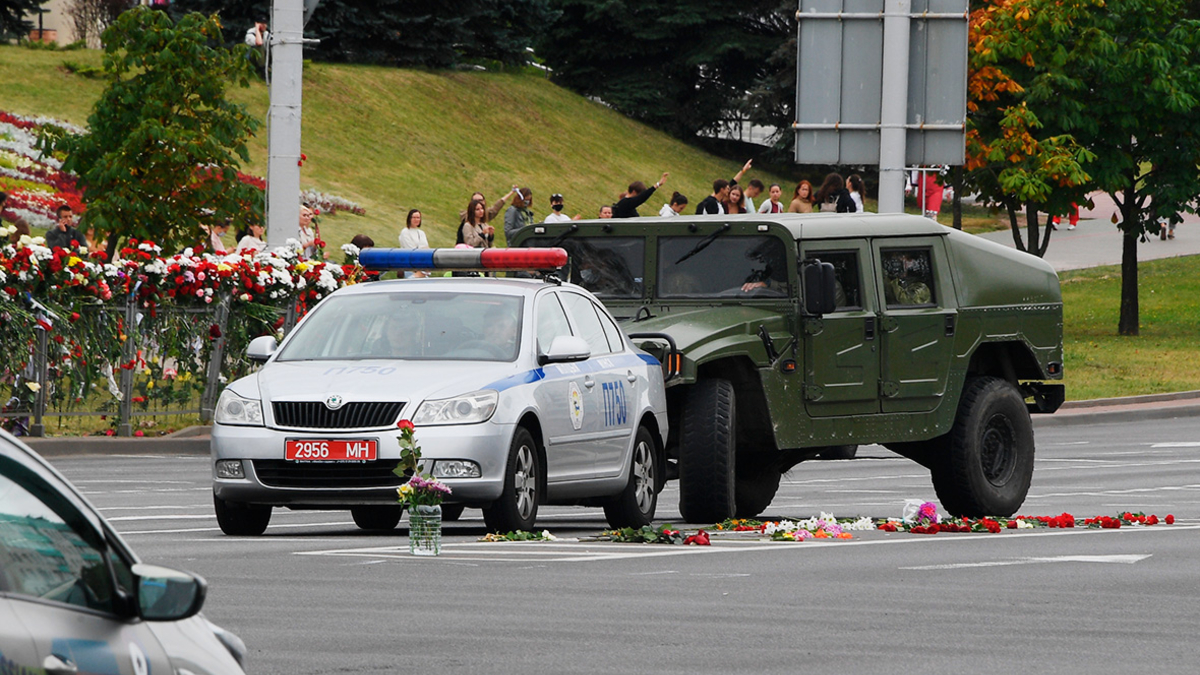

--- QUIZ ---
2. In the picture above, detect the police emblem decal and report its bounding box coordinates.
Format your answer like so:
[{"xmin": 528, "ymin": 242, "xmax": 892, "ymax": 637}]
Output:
[
  {"xmin": 325, "ymin": 394, "xmax": 345, "ymax": 410},
  {"xmin": 568, "ymin": 381, "xmax": 584, "ymax": 430}
]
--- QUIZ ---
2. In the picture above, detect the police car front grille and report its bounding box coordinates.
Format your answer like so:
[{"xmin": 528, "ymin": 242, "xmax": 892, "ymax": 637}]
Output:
[
  {"xmin": 253, "ymin": 460, "xmax": 407, "ymax": 489},
  {"xmin": 272, "ymin": 401, "xmax": 405, "ymax": 429}
]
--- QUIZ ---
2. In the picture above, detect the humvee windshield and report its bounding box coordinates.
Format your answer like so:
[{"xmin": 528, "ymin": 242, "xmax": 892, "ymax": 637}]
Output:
[
  {"xmin": 523, "ymin": 237, "xmax": 645, "ymax": 299},
  {"xmin": 658, "ymin": 235, "xmax": 790, "ymax": 298}
]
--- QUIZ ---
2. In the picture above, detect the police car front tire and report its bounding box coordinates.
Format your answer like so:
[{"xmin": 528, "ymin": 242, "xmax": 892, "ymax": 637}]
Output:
[
  {"xmin": 483, "ymin": 427, "xmax": 541, "ymax": 533},
  {"xmin": 352, "ymin": 505, "xmax": 402, "ymax": 531},
  {"xmin": 214, "ymin": 495, "xmax": 271, "ymax": 536}
]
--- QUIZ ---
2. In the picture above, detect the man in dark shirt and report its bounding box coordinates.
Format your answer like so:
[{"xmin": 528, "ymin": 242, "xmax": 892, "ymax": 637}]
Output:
[
  {"xmin": 45, "ymin": 205, "xmax": 86, "ymax": 252},
  {"xmin": 613, "ymin": 172, "xmax": 669, "ymax": 218},
  {"xmin": 695, "ymin": 179, "xmax": 731, "ymax": 215}
]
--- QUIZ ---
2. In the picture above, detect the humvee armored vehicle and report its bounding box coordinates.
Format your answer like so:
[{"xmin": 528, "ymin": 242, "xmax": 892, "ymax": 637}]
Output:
[{"xmin": 512, "ymin": 213, "xmax": 1064, "ymax": 523}]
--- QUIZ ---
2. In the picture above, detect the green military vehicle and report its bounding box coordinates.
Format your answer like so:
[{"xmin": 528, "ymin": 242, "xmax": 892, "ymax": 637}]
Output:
[{"xmin": 512, "ymin": 213, "xmax": 1064, "ymax": 523}]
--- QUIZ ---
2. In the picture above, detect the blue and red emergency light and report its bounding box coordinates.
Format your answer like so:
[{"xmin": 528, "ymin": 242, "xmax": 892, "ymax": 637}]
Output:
[{"xmin": 358, "ymin": 247, "xmax": 568, "ymax": 272}]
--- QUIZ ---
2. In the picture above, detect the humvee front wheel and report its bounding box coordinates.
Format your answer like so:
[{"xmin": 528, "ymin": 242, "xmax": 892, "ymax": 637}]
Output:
[
  {"xmin": 819, "ymin": 445, "xmax": 858, "ymax": 460},
  {"xmin": 932, "ymin": 376, "xmax": 1034, "ymax": 517},
  {"xmin": 678, "ymin": 379, "xmax": 736, "ymax": 523},
  {"xmin": 734, "ymin": 456, "xmax": 780, "ymax": 518}
]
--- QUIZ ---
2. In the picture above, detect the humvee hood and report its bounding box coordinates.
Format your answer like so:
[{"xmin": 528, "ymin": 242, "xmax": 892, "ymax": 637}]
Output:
[{"xmin": 624, "ymin": 305, "xmax": 787, "ymax": 356}]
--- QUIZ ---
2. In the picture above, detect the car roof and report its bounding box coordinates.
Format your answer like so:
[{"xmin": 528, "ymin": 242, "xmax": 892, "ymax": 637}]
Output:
[
  {"xmin": 331, "ymin": 276, "xmax": 559, "ymax": 298},
  {"xmin": 519, "ymin": 212, "xmax": 948, "ymax": 241}
]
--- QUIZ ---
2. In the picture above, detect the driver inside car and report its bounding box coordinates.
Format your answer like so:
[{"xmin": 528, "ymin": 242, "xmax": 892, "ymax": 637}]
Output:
[{"xmin": 482, "ymin": 305, "xmax": 520, "ymax": 358}]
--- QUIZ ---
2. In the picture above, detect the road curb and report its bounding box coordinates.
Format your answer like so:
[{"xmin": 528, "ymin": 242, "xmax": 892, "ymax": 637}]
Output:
[{"xmin": 23, "ymin": 434, "xmax": 210, "ymax": 457}]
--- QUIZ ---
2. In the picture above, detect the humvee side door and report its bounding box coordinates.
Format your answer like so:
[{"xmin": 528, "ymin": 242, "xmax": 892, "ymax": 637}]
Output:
[
  {"xmin": 799, "ymin": 240, "xmax": 881, "ymax": 417},
  {"xmin": 872, "ymin": 238, "xmax": 957, "ymax": 413}
]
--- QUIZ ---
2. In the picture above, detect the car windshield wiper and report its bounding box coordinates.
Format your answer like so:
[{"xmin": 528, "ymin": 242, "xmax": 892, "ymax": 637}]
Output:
[
  {"xmin": 548, "ymin": 223, "xmax": 579, "ymax": 247},
  {"xmin": 674, "ymin": 223, "xmax": 731, "ymax": 265}
]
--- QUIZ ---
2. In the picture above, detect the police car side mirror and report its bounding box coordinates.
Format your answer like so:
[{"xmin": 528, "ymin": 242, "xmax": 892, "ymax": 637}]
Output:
[
  {"xmin": 246, "ymin": 335, "xmax": 278, "ymax": 363},
  {"xmin": 803, "ymin": 261, "xmax": 838, "ymax": 316},
  {"xmin": 539, "ymin": 335, "xmax": 591, "ymax": 365},
  {"xmin": 132, "ymin": 563, "xmax": 207, "ymax": 621}
]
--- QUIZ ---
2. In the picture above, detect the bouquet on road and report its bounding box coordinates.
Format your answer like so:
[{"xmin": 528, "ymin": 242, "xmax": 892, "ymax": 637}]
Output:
[{"xmin": 393, "ymin": 419, "xmax": 451, "ymax": 507}]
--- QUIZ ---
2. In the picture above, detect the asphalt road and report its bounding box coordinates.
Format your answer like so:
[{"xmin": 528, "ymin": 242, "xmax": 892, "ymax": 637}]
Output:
[{"xmin": 50, "ymin": 416, "xmax": 1200, "ymax": 675}]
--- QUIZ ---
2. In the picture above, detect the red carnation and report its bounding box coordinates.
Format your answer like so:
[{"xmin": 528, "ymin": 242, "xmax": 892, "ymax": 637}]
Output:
[
  {"xmin": 1165, "ymin": 514, "xmax": 1175, "ymax": 525},
  {"xmin": 69, "ymin": 312, "xmax": 81, "ymax": 323},
  {"xmin": 209, "ymin": 324, "xmax": 222, "ymax": 339}
]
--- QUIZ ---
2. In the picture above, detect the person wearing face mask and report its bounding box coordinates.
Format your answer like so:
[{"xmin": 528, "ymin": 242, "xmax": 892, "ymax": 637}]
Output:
[
  {"xmin": 544, "ymin": 193, "xmax": 573, "ymax": 223},
  {"xmin": 503, "ymin": 187, "xmax": 535, "ymax": 242}
]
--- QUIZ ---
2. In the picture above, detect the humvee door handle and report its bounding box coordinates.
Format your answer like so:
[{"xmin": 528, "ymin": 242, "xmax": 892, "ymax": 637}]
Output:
[
  {"xmin": 864, "ymin": 316, "xmax": 876, "ymax": 341},
  {"xmin": 584, "ymin": 376, "xmax": 596, "ymax": 388}
]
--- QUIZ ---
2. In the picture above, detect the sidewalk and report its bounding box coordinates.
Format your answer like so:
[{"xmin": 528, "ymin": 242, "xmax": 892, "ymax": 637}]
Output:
[{"xmin": 975, "ymin": 192, "xmax": 1200, "ymax": 272}]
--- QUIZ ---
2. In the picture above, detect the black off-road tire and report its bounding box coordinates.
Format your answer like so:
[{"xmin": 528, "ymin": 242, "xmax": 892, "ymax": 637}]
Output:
[
  {"xmin": 351, "ymin": 505, "xmax": 402, "ymax": 531},
  {"xmin": 818, "ymin": 445, "xmax": 858, "ymax": 460},
  {"xmin": 932, "ymin": 376, "xmax": 1035, "ymax": 517},
  {"xmin": 483, "ymin": 427, "xmax": 541, "ymax": 533},
  {"xmin": 214, "ymin": 495, "xmax": 271, "ymax": 536},
  {"xmin": 440, "ymin": 504, "xmax": 466, "ymax": 521},
  {"xmin": 734, "ymin": 456, "xmax": 781, "ymax": 518},
  {"xmin": 678, "ymin": 379, "xmax": 736, "ymax": 524},
  {"xmin": 604, "ymin": 426, "xmax": 660, "ymax": 528}
]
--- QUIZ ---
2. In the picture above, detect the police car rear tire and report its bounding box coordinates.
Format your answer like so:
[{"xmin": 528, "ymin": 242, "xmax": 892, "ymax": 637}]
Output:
[
  {"xmin": 441, "ymin": 504, "xmax": 465, "ymax": 521},
  {"xmin": 933, "ymin": 376, "xmax": 1034, "ymax": 517},
  {"xmin": 483, "ymin": 427, "xmax": 541, "ymax": 533},
  {"xmin": 214, "ymin": 495, "xmax": 271, "ymax": 536},
  {"xmin": 604, "ymin": 426, "xmax": 659, "ymax": 528},
  {"xmin": 678, "ymin": 379, "xmax": 736, "ymax": 524},
  {"xmin": 352, "ymin": 505, "xmax": 402, "ymax": 531}
]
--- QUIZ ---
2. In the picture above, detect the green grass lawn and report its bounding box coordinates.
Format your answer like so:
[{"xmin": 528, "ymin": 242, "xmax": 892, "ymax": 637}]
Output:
[{"xmin": 1060, "ymin": 255, "xmax": 1200, "ymax": 400}]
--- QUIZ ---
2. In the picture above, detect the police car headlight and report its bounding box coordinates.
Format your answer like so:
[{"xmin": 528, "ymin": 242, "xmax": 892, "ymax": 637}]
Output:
[
  {"xmin": 214, "ymin": 390, "xmax": 264, "ymax": 427},
  {"xmin": 413, "ymin": 390, "xmax": 498, "ymax": 425}
]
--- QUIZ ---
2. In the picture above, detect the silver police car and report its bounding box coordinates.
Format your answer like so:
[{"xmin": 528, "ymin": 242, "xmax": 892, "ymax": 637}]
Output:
[
  {"xmin": 211, "ymin": 273, "xmax": 669, "ymax": 535},
  {"xmin": 0, "ymin": 429, "xmax": 247, "ymax": 674}
]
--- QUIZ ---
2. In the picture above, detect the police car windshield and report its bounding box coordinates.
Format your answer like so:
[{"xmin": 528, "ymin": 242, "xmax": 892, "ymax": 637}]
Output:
[
  {"xmin": 523, "ymin": 237, "xmax": 645, "ymax": 299},
  {"xmin": 276, "ymin": 292, "xmax": 524, "ymax": 362}
]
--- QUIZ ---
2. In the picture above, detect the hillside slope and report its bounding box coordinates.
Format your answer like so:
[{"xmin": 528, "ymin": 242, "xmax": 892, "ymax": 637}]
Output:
[{"xmin": 0, "ymin": 46, "xmax": 797, "ymax": 250}]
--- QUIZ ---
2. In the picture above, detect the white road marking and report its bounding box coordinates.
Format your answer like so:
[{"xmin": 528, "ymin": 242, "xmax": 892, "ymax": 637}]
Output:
[
  {"xmin": 107, "ymin": 514, "xmax": 216, "ymax": 522},
  {"xmin": 119, "ymin": 520, "xmax": 356, "ymax": 535},
  {"xmin": 901, "ymin": 554, "xmax": 1151, "ymax": 570},
  {"xmin": 1151, "ymin": 442, "xmax": 1200, "ymax": 448},
  {"xmin": 98, "ymin": 505, "xmax": 211, "ymax": 511}
]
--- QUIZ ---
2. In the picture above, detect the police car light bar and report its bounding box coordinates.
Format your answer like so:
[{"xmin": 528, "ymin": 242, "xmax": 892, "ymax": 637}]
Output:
[{"xmin": 358, "ymin": 247, "xmax": 569, "ymax": 272}]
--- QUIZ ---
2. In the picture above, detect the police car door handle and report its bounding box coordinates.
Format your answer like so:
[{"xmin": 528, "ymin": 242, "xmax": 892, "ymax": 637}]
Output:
[
  {"xmin": 627, "ymin": 370, "xmax": 638, "ymax": 383},
  {"xmin": 43, "ymin": 655, "xmax": 78, "ymax": 674},
  {"xmin": 584, "ymin": 376, "xmax": 596, "ymax": 388}
]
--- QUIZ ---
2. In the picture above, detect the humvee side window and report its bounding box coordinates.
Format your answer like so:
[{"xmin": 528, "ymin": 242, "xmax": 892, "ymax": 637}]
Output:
[
  {"xmin": 523, "ymin": 237, "xmax": 645, "ymax": 299},
  {"xmin": 658, "ymin": 235, "xmax": 789, "ymax": 298},
  {"xmin": 881, "ymin": 248, "xmax": 936, "ymax": 307},
  {"xmin": 812, "ymin": 251, "xmax": 862, "ymax": 310}
]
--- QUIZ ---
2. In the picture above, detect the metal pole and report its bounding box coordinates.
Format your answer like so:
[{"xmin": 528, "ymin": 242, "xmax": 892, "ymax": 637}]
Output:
[
  {"xmin": 30, "ymin": 326, "xmax": 48, "ymax": 437},
  {"xmin": 265, "ymin": 0, "xmax": 307, "ymax": 249},
  {"xmin": 877, "ymin": 0, "xmax": 912, "ymax": 213},
  {"xmin": 200, "ymin": 296, "xmax": 231, "ymax": 422},
  {"xmin": 118, "ymin": 296, "xmax": 137, "ymax": 437}
]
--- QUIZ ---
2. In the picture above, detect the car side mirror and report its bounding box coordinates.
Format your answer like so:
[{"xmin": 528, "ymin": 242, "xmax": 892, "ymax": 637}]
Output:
[
  {"xmin": 246, "ymin": 335, "xmax": 278, "ymax": 363},
  {"xmin": 803, "ymin": 261, "xmax": 838, "ymax": 316},
  {"xmin": 538, "ymin": 335, "xmax": 591, "ymax": 365},
  {"xmin": 133, "ymin": 564, "xmax": 207, "ymax": 621}
]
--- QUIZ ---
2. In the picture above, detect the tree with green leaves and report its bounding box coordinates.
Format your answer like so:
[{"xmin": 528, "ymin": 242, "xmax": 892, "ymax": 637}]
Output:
[
  {"xmin": 536, "ymin": 0, "xmax": 785, "ymax": 140},
  {"xmin": 40, "ymin": 7, "xmax": 261, "ymax": 258},
  {"xmin": 0, "ymin": 0, "xmax": 48, "ymax": 38},
  {"xmin": 172, "ymin": 0, "xmax": 553, "ymax": 67},
  {"xmin": 1026, "ymin": 0, "xmax": 1200, "ymax": 335}
]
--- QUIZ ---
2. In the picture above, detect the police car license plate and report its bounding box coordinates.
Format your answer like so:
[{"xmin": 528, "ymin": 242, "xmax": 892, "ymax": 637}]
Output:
[{"xmin": 285, "ymin": 439, "xmax": 377, "ymax": 462}]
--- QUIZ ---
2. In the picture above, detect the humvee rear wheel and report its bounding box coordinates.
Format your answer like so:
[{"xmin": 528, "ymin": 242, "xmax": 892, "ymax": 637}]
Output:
[
  {"xmin": 734, "ymin": 456, "xmax": 780, "ymax": 518},
  {"xmin": 932, "ymin": 376, "xmax": 1034, "ymax": 517},
  {"xmin": 678, "ymin": 379, "xmax": 736, "ymax": 523}
]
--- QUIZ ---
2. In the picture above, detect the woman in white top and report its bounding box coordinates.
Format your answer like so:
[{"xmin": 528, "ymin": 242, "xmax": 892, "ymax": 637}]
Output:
[
  {"xmin": 757, "ymin": 184, "xmax": 785, "ymax": 213},
  {"xmin": 298, "ymin": 205, "xmax": 320, "ymax": 259},
  {"xmin": 658, "ymin": 192, "xmax": 688, "ymax": 217},
  {"xmin": 847, "ymin": 174, "xmax": 866, "ymax": 213},
  {"xmin": 398, "ymin": 209, "xmax": 430, "ymax": 278},
  {"xmin": 235, "ymin": 222, "xmax": 266, "ymax": 253}
]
